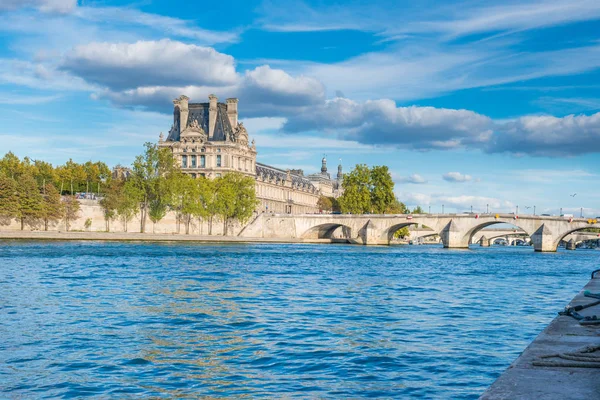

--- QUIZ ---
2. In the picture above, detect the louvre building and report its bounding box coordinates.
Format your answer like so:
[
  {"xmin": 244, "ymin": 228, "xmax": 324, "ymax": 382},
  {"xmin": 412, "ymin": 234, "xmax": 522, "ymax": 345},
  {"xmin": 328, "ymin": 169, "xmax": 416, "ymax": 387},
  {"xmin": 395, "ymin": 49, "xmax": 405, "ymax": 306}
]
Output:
[{"xmin": 159, "ymin": 95, "xmax": 343, "ymax": 213}]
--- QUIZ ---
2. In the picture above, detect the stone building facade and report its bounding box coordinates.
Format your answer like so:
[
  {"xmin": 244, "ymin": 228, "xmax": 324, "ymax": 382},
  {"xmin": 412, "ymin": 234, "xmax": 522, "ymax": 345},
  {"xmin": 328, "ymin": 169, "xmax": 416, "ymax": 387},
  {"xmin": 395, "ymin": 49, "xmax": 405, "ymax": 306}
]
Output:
[{"xmin": 159, "ymin": 95, "xmax": 342, "ymax": 213}]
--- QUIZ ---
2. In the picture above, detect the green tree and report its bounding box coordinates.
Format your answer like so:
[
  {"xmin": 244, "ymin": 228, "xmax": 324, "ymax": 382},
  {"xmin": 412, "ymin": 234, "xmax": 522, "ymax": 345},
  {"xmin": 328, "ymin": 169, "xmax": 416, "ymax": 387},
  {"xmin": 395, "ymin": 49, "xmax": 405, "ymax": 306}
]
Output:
[
  {"xmin": 0, "ymin": 152, "xmax": 23, "ymax": 179},
  {"xmin": 0, "ymin": 176, "xmax": 19, "ymax": 224},
  {"xmin": 119, "ymin": 180, "xmax": 141, "ymax": 232},
  {"xmin": 99, "ymin": 179, "xmax": 123, "ymax": 231},
  {"xmin": 17, "ymin": 174, "xmax": 44, "ymax": 230},
  {"xmin": 34, "ymin": 160, "xmax": 57, "ymax": 189},
  {"xmin": 62, "ymin": 195, "xmax": 80, "ymax": 231},
  {"xmin": 128, "ymin": 143, "xmax": 175, "ymax": 233},
  {"xmin": 412, "ymin": 206, "xmax": 425, "ymax": 214},
  {"xmin": 370, "ymin": 165, "xmax": 395, "ymax": 214},
  {"xmin": 41, "ymin": 183, "xmax": 64, "ymax": 231},
  {"xmin": 317, "ymin": 196, "xmax": 333, "ymax": 212},
  {"xmin": 149, "ymin": 199, "xmax": 168, "ymax": 233},
  {"xmin": 339, "ymin": 164, "xmax": 371, "ymax": 214},
  {"xmin": 221, "ymin": 172, "xmax": 257, "ymax": 235},
  {"xmin": 386, "ymin": 198, "xmax": 409, "ymax": 214}
]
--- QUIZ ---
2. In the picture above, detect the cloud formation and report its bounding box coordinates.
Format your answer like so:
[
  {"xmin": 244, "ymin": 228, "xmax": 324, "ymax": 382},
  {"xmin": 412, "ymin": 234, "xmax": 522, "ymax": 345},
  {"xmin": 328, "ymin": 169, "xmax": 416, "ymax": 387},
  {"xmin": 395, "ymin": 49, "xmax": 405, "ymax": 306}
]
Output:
[
  {"xmin": 283, "ymin": 97, "xmax": 492, "ymax": 150},
  {"xmin": 61, "ymin": 40, "xmax": 237, "ymax": 90},
  {"xmin": 491, "ymin": 112, "xmax": 600, "ymax": 157},
  {"xmin": 0, "ymin": 0, "xmax": 77, "ymax": 14},
  {"xmin": 396, "ymin": 174, "xmax": 428, "ymax": 184},
  {"xmin": 442, "ymin": 172, "xmax": 473, "ymax": 183}
]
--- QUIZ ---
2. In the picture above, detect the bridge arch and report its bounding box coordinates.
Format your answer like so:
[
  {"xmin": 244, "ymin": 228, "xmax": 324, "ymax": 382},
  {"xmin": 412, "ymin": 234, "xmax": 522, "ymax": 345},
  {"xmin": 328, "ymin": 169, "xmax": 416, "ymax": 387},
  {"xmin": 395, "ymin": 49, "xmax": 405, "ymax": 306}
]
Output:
[
  {"xmin": 300, "ymin": 223, "xmax": 353, "ymax": 240},
  {"xmin": 466, "ymin": 220, "xmax": 533, "ymax": 246},
  {"xmin": 384, "ymin": 222, "xmax": 420, "ymax": 243},
  {"xmin": 554, "ymin": 227, "xmax": 600, "ymax": 250}
]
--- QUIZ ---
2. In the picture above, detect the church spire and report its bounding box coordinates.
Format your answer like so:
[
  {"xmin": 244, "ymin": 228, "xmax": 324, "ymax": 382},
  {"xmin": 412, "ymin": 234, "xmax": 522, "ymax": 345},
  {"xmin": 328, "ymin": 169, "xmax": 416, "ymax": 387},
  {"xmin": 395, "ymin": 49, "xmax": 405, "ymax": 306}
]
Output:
[
  {"xmin": 321, "ymin": 155, "xmax": 328, "ymax": 174},
  {"xmin": 337, "ymin": 159, "xmax": 343, "ymax": 181}
]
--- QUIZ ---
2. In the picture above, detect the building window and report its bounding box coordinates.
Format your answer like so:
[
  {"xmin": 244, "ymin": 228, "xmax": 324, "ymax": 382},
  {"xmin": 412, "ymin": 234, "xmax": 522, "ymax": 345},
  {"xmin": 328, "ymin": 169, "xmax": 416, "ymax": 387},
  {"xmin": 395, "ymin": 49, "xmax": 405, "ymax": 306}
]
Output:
[
  {"xmin": 191, "ymin": 155, "xmax": 197, "ymax": 168},
  {"xmin": 191, "ymin": 173, "xmax": 197, "ymax": 179},
  {"xmin": 181, "ymin": 155, "xmax": 187, "ymax": 168},
  {"xmin": 201, "ymin": 148, "xmax": 205, "ymax": 152},
  {"xmin": 216, "ymin": 173, "xmax": 221, "ymax": 178},
  {"xmin": 200, "ymin": 155, "xmax": 206, "ymax": 168},
  {"xmin": 216, "ymin": 155, "xmax": 222, "ymax": 167},
  {"xmin": 217, "ymin": 148, "xmax": 221, "ymax": 153},
  {"xmin": 200, "ymin": 173, "xmax": 206, "ymax": 177}
]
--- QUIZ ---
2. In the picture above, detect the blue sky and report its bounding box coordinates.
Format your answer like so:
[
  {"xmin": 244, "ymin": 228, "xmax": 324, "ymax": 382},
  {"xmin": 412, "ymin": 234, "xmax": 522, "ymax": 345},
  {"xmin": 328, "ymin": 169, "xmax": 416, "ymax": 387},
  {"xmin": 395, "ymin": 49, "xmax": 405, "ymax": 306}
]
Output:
[{"xmin": 1, "ymin": 0, "xmax": 599, "ymax": 215}]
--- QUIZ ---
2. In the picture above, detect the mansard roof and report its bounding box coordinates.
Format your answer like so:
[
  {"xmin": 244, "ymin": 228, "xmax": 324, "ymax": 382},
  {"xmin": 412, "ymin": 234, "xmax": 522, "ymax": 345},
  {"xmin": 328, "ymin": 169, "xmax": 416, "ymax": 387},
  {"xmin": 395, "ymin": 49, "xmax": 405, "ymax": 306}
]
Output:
[
  {"xmin": 256, "ymin": 162, "xmax": 316, "ymax": 190},
  {"xmin": 166, "ymin": 102, "xmax": 234, "ymax": 142}
]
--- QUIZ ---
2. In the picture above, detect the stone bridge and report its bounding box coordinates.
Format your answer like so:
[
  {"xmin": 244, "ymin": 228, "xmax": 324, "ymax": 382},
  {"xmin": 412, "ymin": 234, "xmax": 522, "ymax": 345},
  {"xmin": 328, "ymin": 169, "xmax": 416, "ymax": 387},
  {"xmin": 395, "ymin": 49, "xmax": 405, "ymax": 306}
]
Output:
[{"xmin": 239, "ymin": 213, "xmax": 600, "ymax": 252}]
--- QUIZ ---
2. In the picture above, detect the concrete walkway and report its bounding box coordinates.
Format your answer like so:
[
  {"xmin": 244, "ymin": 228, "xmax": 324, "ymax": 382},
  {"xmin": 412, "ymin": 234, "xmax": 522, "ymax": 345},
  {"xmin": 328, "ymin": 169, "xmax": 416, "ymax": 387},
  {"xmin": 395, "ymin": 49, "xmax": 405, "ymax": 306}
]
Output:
[
  {"xmin": 481, "ymin": 273, "xmax": 600, "ymax": 399},
  {"xmin": 0, "ymin": 230, "xmax": 332, "ymax": 244}
]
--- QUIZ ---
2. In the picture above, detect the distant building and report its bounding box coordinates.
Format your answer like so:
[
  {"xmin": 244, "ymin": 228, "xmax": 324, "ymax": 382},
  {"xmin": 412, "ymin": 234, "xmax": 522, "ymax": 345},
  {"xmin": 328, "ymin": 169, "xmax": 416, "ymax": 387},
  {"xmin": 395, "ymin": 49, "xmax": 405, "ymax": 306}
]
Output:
[
  {"xmin": 159, "ymin": 95, "xmax": 343, "ymax": 213},
  {"xmin": 112, "ymin": 164, "xmax": 132, "ymax": 180}
]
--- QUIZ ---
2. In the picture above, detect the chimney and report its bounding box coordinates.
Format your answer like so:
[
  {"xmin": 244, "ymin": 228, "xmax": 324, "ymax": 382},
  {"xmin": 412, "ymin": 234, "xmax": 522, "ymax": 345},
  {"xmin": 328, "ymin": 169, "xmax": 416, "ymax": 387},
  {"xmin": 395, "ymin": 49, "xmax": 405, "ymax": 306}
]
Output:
[
  {"xmin": 173, "ymin": 95, "xmax": 189, "ymax": 132},
  {"xmin": 226, "ymin": 98, "xmax": 238, "ymax": 128},
  {"xmin": 208, "ymin": 94, "xmax": 218, "ymax": 139}
]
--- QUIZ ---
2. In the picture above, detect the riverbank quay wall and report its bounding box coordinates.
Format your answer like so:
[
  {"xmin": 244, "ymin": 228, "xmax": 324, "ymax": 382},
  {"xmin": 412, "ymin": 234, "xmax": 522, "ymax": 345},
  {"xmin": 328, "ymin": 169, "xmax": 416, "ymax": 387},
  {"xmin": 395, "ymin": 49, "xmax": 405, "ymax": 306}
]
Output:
[
  {"xmin": 481, "ymin": 273, "xmax": 600, "ymax": 399},
  {"xmin": 238, "ymin": 213, "xmax": 600, "ymax": 251},
  {"xmin": 0, "ymin": 200, "xmax": 245, "ymax": 236}
]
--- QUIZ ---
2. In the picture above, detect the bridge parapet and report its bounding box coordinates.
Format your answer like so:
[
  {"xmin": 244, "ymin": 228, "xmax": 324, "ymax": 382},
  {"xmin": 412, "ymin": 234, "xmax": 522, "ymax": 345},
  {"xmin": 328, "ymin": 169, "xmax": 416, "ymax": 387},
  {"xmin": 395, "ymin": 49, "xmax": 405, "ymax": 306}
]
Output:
[{"xmin": 239, "ymin": 213, "xmax": 600, "ymax": 251}]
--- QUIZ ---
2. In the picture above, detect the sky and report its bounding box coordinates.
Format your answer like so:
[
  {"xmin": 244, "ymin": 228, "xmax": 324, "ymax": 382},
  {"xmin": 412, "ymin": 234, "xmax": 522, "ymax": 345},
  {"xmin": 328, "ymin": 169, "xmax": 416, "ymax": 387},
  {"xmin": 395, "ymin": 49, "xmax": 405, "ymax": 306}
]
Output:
[{"xmin": 1, "ymin": 0, "xmax": 599, "ymax": 215}]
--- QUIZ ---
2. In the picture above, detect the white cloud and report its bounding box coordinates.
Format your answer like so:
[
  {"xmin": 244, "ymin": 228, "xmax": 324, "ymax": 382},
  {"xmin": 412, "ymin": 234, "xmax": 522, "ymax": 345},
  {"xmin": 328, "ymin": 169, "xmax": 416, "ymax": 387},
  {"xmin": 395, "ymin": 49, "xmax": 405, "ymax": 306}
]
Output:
[
  {"xmin": 0, "ymin": 0, "xmax": 77, "ymax": 14},
  {"xmin": 490, "ymin": 112, "xmax": 600, "ymax": 156},
  {"xmin": 396, "ymin": 173, "xmax": 428, "ymax": 184},
  {"xmin": 283, "ymin": 97, "xmax": 492, "ymax": 149},
  {"xmin": 442, "ymin": 172, "xmax": 473, "ymax": 182},
  {"xmin": 61, "ymin": 39, "xmax": 238, "ymax": 90}
]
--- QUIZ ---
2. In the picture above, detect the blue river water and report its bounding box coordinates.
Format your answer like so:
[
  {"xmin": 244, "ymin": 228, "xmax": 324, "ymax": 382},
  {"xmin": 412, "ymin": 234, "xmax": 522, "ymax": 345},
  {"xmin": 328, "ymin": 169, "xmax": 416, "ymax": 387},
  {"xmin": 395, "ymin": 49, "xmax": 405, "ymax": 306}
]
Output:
[{"xmin": 1, "ymin": 241, "xmax": 598, "ymax": 399}]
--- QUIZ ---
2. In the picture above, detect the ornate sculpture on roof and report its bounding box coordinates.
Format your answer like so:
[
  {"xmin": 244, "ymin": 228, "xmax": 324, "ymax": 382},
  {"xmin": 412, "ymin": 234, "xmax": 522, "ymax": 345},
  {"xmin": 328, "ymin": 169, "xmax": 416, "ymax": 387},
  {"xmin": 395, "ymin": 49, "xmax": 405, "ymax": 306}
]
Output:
[
  {"xmin": 159, "ymin": 132, "xmax": 164, "ymax": 142},
  {"xmin": 234, "ymin": 122, "xmax": 249, "ymax": 146}
]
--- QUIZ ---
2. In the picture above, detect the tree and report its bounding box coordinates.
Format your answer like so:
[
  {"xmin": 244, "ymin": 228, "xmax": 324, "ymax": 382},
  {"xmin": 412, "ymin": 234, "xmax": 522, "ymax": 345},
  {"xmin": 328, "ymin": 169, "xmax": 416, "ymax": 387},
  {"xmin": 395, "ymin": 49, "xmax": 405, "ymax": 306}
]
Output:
[
  {"xmin": 62, "ymin": 195, "xmax": 80, "ymax": 231},
  {"xmin": 16, "ymin": 174, "xmax": 44, "ymax": 230},
  {"xmin": 149, "ymin": 199, "xmax": 167, "ymax": 233},
  {"xmin": 99, "ymin": 179, "xmax": 123, "ymax": 231},
  {"xmin": 221, "ymin": 172, "xmax": 257, "ymax": 235},
  {"xmin": 128, "ymin": 143, "xmax": 175, "ymax": 233},
  {"xmin": 118, "ymin": 181, "xmax": 140, "ymax": 232},
  {"xmin": 0, "ymin": 152, "xmax": 23, "ymax": 179},
  {"xmin": 386, "ymin": 198, "xmax": 409, "ymax": 214},
  {"xmin": 317, "ymin": 196, "xmax": 333, "ymax": 212},
  {"xmin": 413, "ymin": 206, "xmax": 425, "ymax": 214},
  {"xmin": 0, "ymin": 176, "xmax": 19, "ymax": 224},
  {"xmin": 338, "ymin": 164, "xmax": 397, "ymax": 214},
  {"xmin": 41, "ymin": 183, "xmax": 64, "ymax": 231},
  {"xmin": 338, "ymin": 164, "xmax": 371, "ymax": 214},
  {"xmin": 34, "ymin": 160, "xmax": 57, "ymax": 189},
  {"xmin": 370, "ymin": 166, "xmax": 395, "ymax": 214}
]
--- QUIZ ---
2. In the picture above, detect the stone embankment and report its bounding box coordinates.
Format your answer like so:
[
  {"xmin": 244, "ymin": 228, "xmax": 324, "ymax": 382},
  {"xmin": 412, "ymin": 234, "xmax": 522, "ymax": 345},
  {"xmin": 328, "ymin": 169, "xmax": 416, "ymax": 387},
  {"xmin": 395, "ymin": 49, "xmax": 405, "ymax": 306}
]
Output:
[
  {"xmin": 481, "ymin": 272, "xmax": 600, "ymax": 399},
  {"xmin": 0, "ymin": 230, "xmax": 332, "ymax": 244}
]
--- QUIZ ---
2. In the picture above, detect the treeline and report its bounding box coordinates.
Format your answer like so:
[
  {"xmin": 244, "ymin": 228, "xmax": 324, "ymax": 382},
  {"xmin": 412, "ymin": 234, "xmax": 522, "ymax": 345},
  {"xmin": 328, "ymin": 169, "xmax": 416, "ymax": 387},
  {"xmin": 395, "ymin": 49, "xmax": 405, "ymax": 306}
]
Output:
[
  {"xmin": 99, "ymin": 143, "xmax": 257, "ymax": 235},
  {"xmin": 0, "ymin": 143, "xmax": 258, "ymax": 234},
  {"xmin": 0, "ymin": 153, "xmax": 85, "ymax": 230}
]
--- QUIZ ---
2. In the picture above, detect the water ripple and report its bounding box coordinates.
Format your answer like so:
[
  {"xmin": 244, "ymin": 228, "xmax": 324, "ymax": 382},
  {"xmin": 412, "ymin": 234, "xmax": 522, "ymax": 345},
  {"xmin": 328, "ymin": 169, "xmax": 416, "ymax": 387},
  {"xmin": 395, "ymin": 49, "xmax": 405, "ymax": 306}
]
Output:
[{"xmin": 0, "ymin": 241, "xmax": 597, "ymax": 398}]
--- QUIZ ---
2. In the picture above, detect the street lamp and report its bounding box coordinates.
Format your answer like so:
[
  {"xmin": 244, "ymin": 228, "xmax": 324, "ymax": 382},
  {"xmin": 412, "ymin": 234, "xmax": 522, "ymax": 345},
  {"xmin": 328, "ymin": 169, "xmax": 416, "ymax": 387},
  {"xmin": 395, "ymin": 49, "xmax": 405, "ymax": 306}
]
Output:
[
  {"xmin": 442, "ymin": 204, "xmax": 445, "ymax": 214},
  {"xmin": 516, "ymin": 205, "xmax": 519, "ymax": 215},
  {"xmin": 533, "ymin": 205, "xmax": 536, "ymax": 215},
  {"xmin": 428, "ymin": 205, "xmax": 431, "ymax": 214},
  {"xmin": 470, "ymin": 205, "xmax": 473, "ymax": 214},
  {"xmin": 581, "ymin": 207, "xmax": 583, "ymax": 218},
  {"xmin": 486, "ymin": 204, "xmax": 489, "ymax": 214}
]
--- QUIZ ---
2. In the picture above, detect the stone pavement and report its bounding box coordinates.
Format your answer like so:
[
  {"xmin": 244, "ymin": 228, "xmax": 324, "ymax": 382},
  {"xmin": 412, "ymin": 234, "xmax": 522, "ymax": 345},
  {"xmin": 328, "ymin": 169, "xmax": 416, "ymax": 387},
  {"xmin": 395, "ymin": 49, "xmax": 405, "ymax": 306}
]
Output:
[{"xmin": 481, "ymin": 272, "xmax": 600, "ymax": 399}]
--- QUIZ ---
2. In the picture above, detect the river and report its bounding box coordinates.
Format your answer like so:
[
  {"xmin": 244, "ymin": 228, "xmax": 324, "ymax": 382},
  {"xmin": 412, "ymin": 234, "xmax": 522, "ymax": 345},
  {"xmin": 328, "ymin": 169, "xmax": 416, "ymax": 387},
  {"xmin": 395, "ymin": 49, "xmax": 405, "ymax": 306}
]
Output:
[{"xmin": 1, "ymin": 241, "xmax": 597, "ymax": 398}]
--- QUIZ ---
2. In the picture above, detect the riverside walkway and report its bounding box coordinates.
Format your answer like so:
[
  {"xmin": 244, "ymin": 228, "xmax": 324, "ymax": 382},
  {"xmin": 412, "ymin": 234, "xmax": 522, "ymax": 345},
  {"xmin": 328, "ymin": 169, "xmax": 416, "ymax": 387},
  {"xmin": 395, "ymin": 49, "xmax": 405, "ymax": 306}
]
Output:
[{"xmin": 481, "ymin": 272, "xmax": 600, "ymax": 399}]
